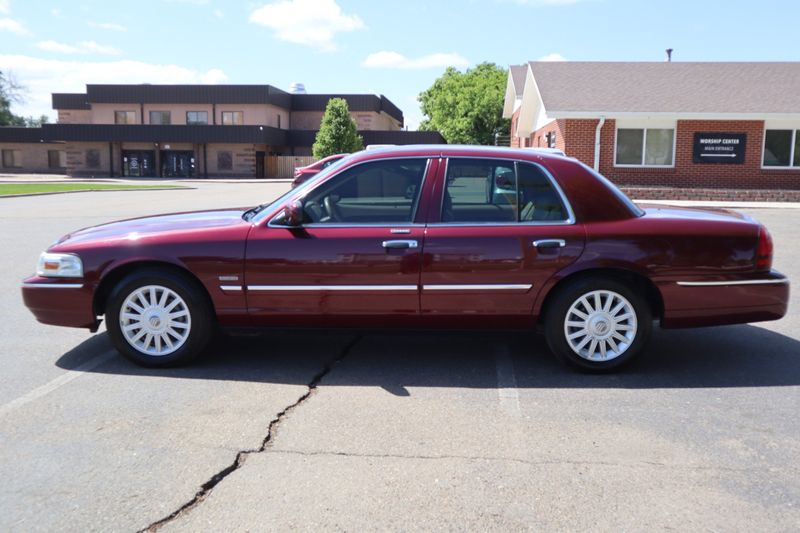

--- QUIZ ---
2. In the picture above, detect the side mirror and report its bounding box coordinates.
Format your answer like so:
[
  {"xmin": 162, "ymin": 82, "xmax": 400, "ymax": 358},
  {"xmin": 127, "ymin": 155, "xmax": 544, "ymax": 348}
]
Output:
[{"xmin": 282, "ymin": 199, "xmax": 304, "ymax": 227}]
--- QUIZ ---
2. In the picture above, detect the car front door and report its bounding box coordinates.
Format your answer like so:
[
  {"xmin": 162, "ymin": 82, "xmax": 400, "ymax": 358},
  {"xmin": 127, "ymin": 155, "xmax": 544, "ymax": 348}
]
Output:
[
  {"xmin": 420, "ymin": 157, "xmax": 585, "ymax": 326},
  {"xmin": 243, "ymin": 157, "xmax": 436, "ymax": 326}
]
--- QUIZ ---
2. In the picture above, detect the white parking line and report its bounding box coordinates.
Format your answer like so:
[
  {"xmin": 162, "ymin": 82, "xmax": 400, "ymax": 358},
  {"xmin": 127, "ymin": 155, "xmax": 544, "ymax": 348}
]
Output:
[
  {"xmin": 0, "ymin": 350, "xmax": 116, "ymax": 418},
  {"xmin": 494, "ymin": 344, "xmax": 521, "ymax": 417}
]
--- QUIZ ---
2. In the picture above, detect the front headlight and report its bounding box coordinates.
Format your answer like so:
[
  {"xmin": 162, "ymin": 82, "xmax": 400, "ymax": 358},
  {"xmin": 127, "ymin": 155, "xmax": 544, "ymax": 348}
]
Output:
[{"xmin": 37, "ymin": 253, "xmax": 84, "ymax": 278}]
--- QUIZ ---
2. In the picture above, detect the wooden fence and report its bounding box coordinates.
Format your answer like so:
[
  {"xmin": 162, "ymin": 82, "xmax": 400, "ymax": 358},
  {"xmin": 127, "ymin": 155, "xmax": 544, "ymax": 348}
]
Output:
[{"xmin": 265, "ymin": 155, "xmax": 315, "ymax": 179}]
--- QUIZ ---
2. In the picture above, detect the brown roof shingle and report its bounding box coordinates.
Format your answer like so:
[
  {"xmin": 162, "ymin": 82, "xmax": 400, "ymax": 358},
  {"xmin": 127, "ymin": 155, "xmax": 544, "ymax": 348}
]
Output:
[
  {"xmin": 509, "ymin": 64, "xmax": 527, "ymax": 98},
  {"xmin": 529, "ymin": 61, "xmax": 800, "ymax": 115}
]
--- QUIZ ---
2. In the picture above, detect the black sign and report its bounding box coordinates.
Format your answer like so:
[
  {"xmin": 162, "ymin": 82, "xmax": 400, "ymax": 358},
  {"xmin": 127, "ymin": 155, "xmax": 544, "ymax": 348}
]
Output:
[{"xmin": 693, "ymin": 132, "xmax": 747, "ymax": 164}]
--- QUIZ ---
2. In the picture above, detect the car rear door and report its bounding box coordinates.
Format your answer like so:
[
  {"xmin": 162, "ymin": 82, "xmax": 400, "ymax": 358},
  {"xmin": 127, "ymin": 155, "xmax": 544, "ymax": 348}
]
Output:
[
  {"xmin": 420, "ymin": 157, "xmax": 585, "ymax": 325},
  {"xmin": 243, "ymin": 157, "xmax": 437, "ymax": 326}
]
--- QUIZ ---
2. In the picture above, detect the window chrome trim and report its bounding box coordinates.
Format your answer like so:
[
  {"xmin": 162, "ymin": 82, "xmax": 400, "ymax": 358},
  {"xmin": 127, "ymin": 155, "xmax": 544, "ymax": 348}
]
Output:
[
  {"xmin": 265, "ymin": 156, "xmax": 432, "ymax": 228},
  {"xmin": 22, "ymin": 283, "xmax": 83, "ymax": 289},
  {"xmin": 430, "ymin": 156, "xmax": 576, "ymax": 227},
  {"xmin": 247, "ymin": 285, "xmax": 418, "ymax": 291},
  {"xmin": 676, "ymin": 279, "xmax": 789, "ymax": 287},
  {"xmin": 423, "ymin": 284, "xmax": 532, "ymax": 291},
  {"xmin": 283, "ymin": 223, "xmax": 425, "ymax": 229}
]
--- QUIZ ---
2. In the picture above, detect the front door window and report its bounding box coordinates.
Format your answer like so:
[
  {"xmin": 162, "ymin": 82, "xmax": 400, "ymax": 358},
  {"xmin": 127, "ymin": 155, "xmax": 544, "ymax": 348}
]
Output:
[{"xmin": 301, "ymin": 158, "xmax": 428, "ymax": 224}]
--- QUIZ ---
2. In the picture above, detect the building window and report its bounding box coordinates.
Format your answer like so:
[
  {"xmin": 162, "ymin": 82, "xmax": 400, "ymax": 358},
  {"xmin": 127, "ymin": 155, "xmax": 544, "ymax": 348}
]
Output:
[
  {"xmin": 615, "ymin": 128, "xmax": 674, "ymax": 166},
  {"xmin": 763, "ymin": 129, "xmax": 800, "ymax": 168},
  {"xmin": 149, "ymin": 111, "xmax": 171, "ymax": 125},
  {"xmin": 2, "ymin": 149, "xmax": 22, "ymax": 168},
  {"xmin": 186, "ymin": 111, "xmax": 208, "ymax": 125},
  {"xmin": 277, "ymin": 114, "xmax": 281, "ymax": 129},
  {"xmin": 115, "ymin": 111, "xmax": 136, "ymax": 124},
  {"xmin": 221, "ymin": 111, "xmax": 243, "ymax": 125},
  {"xmin": 217, "ymin": 151, "xmax": 233, "ymax": 171},
  {"xmin": 48, "ymin": 150, "xmax": 66, "ymax": 168},
  {"xmin": 86, "ymin": 149, "xmax": 101, "ymax": 169}
]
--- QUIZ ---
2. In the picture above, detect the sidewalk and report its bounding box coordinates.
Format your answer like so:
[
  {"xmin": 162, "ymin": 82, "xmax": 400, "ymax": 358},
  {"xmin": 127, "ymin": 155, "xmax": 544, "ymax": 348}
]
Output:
[{"xmin": 0, "ymin": 174, "xmax": 293, "ymax": 184}]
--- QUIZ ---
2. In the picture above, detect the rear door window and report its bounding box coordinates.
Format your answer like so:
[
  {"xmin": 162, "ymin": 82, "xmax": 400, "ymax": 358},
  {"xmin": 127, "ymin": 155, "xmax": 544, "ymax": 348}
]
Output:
[{"xmin": 442, "ymin": 158, "xmax": 568, "ymax": 223}]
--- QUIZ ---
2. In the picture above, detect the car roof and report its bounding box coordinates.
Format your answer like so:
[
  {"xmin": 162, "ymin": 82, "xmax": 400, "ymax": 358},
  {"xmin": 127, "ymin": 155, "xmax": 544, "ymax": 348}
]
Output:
[{"xmin": 349, "ymin": 144, "xmax": 569, "ymax": 163}]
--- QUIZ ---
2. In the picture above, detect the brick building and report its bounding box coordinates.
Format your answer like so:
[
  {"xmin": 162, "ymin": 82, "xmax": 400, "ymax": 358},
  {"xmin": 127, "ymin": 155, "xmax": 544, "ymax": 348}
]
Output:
[
  {"xmin": 504, "ymin": 62, "xmax": 800, "ymax": 198},
  {"xmin": 0, "ymin": 84, "xmax": 443, "ymax": 178}
]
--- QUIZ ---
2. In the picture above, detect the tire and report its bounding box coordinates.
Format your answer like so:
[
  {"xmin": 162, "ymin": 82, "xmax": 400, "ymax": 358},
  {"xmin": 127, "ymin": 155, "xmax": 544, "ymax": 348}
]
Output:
[
  {"xmin": 106, "ymin": 269, "xmax": 213, "ymax": 367},
  {"xmin": 544, "ymin": 277, "xmax": 652, "ymax": 372}
]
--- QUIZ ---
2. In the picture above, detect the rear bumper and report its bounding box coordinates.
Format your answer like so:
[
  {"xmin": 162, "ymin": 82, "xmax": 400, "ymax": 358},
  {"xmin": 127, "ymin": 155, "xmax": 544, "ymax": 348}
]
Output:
[
  {"xmin": 660, "ymin": 270, "xmax": 789, "ymax": 328},
  {"xmin": 21, "ymin": 276, "xmax": 99, "ymax": 330}
]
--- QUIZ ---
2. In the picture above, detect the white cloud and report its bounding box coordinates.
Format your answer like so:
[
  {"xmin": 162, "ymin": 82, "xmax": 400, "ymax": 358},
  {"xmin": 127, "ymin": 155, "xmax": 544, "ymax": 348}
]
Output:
[
  {"xmin": 363, "ymin": 51, "xmax": 469, "ymax": 70},
  {"xmin": 88, "ymin": 21, "xmax": 128, "ymax": 32},
  {"xmin": 0, "ymin": 54, "xmax": 229, "ymax": 119},
  {"xmin": 0, "ymin": 17, "xmax": 29, "ymax": 35},
  {"xmin": 538, "ymin": 52, "xmax": 567, "ymax": 61},
  {"xmin": 36, "ymin": 40, "xmax": 122, "ymax": 56},
  {"xmin": 200, "ymin": 68, "xmax": 228, "ymax": 84},
  {"xmin": 212, "ymin": 8, "xmax": 223, "ymax": 18},
  {"xmin": 249, "ymin": 0, "xmax": 364, "ymax": 52},
  {"xmin": 51, "ymin": 8, "xmax": 61, "ymax": 17},
  {"xmin": 37, "ymin": 40, "xmax": 81, "ymax": 54},
  {"xmin": 79, "ymin": 41, "xmax": 122, "ymax": 55},
  {"xmin": 0, "ymin": 1, "xmax": 9, "ymax": 15}
]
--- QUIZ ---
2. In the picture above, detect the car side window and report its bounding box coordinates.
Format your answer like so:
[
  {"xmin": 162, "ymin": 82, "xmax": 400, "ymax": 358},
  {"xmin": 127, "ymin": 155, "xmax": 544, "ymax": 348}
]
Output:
[
  {"xmin": 443, "ymin": 159, "xmax": 517, "ymax": 222},
  {"xmin": 517, "ymin": 162, "xmax": 568, "ymax": 222},
  {"xmin": 302, "ymin": 158, "xmax": 427, "ymax": 224},
  {"xmin": 442, "ymin": 158, "xmax": 567, "ymax": 223}
]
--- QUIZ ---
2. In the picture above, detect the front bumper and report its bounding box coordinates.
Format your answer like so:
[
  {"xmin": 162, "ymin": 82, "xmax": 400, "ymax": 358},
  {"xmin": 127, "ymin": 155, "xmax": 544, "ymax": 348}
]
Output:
[
  {"xmin": 660, "ymin": 270, "xmax": 789, "ymax": 328},
  {"xmin": 21, "ymin": 276, "xmax": 99, "ymax": 330}
]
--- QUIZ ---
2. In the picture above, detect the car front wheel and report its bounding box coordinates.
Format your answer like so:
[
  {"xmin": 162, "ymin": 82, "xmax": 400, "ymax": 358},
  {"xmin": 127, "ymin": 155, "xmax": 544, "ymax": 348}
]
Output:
[
  {"xmin": 545, "ymin": 278, "xmax": 652, "ymax": 371},
  {"xmin": 106, "ymin": 269, "xmax": 213, "ymax": 367}
]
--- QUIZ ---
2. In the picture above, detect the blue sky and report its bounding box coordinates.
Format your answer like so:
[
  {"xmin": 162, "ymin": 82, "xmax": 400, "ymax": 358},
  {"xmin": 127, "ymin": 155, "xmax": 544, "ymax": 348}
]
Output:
[{"xmin": 0, "ymin": 0, "xmax": 798, "ymax": 129}]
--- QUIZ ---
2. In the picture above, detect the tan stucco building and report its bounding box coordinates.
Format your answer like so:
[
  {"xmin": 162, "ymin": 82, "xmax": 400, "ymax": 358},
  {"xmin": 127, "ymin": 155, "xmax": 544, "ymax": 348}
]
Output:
[{"xmin": 1, "ymin": 85, "xmax": 443, "ymax": 178}]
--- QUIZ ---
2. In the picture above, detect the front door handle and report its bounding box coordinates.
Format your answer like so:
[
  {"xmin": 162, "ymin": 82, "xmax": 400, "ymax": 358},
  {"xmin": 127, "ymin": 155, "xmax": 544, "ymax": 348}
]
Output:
[
  {"xmin": 382, "ymin": 239, "xmax": 418, "ymax": 249},
  {"xmin": 533, "ymin": 239, "xmax": 566, "ymax": 249}
]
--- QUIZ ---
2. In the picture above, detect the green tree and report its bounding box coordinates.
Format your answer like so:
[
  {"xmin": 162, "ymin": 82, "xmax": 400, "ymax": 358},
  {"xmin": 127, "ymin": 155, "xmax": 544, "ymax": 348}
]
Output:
[
  {"xmin": 24, "ymin": 114, "xmax": 49, "ymax": 128},
  {"xmin": 0, "ymin": 71, "xmax": 25, "ymax": 126},
  {"xmin": 312, "ymin": 98, "xmax": 364, "ymax": 159},
  {"xmin": 418, "ymin": 62, "xmax": 510, "ymax": 145}
]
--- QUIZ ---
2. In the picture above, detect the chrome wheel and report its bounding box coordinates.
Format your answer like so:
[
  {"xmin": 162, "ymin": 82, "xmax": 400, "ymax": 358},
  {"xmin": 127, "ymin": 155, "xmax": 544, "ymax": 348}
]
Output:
[
  {"xmin": 119, "ymin": 285, "xmax": 191, "ymax": 357},
  {"xmin": 564, "ymin": 289, "xmax": 637, "ymax": 361}
]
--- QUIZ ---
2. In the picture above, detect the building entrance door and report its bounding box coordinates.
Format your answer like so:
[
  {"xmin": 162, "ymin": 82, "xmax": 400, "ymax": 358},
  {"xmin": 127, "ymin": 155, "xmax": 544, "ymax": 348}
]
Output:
[
  {"xmin": 122, "ymin": 150, "xmax": 155, "ymax": 177},
  {"xmin": 160, "ymin": 150, "xmax": 195, "ymax": 178},
  {"xmin": 255, "ymin": 151, "xmax": 265, "ymax": 178}
]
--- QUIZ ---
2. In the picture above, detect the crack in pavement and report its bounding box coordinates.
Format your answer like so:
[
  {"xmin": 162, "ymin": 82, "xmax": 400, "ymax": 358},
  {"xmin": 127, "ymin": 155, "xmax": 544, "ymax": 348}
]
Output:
[
  {"xmin": 263, "ymin": 449, "xmax": 785, "ymax": 474},
  {"xmin": 139, "ymin": 335, "xmax": 362, "ymax": 532}
]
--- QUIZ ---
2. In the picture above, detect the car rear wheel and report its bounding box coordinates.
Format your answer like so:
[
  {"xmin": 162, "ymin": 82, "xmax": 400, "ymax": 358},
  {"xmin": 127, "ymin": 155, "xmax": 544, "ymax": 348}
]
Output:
[
  {"xmin": 106, "ymin": 269, "xmax": 213, "ymax": 367},
  {"xmin": 544, "ymin": 278, "xmax": 652, "ymax": 371}
]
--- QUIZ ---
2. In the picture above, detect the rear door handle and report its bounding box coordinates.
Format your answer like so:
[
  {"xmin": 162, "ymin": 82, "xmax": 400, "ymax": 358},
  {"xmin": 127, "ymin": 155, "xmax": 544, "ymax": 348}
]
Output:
[
  {"xmin": 532, "ymin": 239, "xmax": 566, "ymax": 249},
  {"xmin": 382, "ymin": 239, "xmax": 418, "ymax": 249}
]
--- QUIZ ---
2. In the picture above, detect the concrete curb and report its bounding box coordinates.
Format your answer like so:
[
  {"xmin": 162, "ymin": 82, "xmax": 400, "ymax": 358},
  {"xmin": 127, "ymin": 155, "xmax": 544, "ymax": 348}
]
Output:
[{"xmin": 0, "ymin": 187, "xmax": 195, "ymax": 199}]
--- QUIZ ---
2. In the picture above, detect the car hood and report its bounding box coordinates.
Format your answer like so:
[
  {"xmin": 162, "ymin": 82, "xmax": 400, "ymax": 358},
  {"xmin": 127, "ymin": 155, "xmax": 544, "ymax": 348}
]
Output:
[{"xmin": 53, "ymin": 208, "xmax": 250, "ymax": 247}]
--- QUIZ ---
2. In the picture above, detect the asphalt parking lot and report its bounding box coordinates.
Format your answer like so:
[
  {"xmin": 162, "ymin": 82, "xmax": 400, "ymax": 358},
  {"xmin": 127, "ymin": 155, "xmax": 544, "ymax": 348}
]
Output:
[{"xmin": 1, "ymin": 182, "xmax": 799, "ymax": 531}]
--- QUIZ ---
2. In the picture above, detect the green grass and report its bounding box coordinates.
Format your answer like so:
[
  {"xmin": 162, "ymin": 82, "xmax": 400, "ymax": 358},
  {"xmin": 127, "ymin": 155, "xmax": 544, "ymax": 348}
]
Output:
[{"xmin": 0, "ymin": 183, "xmax": 187, "ymax": 197}]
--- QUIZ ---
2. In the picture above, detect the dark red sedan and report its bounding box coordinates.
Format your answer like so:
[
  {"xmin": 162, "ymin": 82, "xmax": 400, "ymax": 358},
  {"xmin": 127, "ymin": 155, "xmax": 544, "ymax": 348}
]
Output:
[
  {"xmin": 291, "ymin": 153, "xmax": 348, "ymax": 187},
  {"xmin": 22, "ymin": 146, "xmax": 789, "ymax": 371}
]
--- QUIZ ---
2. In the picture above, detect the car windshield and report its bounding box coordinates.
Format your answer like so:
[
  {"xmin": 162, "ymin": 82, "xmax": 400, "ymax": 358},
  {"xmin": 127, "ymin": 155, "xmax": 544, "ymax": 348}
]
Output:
[{"xmin": 242, "ymin": 153, "xmax": 357, "ymax": 222}]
